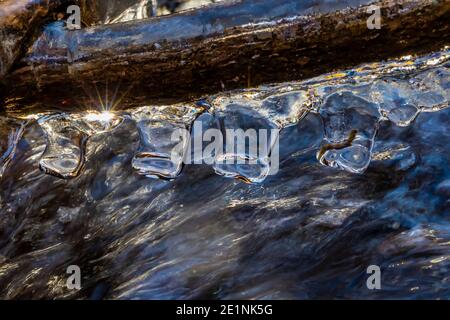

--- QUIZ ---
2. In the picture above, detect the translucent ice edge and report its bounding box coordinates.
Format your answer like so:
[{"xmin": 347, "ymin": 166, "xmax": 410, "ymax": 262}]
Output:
[{"xmin": 2, "ymin": 48, "xmax": 449, "ymax": 183}]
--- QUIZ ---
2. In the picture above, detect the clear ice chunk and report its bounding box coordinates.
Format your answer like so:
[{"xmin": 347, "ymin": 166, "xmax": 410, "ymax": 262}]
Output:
[
  {"xmin": 320, "ymin": 92, "xmax": 380, "ymax": 143},
  {"xmin": 106, "ymin": 0, "xmax": 155, "ymax": 24},
  {"xmin": 318, "ymin": 91, "xmax": 380, "ymax": 174},
  {"xmin": 371, "ymin": 79, "xmax": 419, "ymax": 127},
  {"xmin": 321, "ymin": 144, "xmax": 372, "ymax": 174},
  {"xmin": 213, "ymin": 157, "xmax": 273, "ymax": 184},
  {"xmin": 278, "ymin": 112, "xmax": 324, "ymax": 160},
  {"xmin": 38, "ymin": 114, "xmax": 89, "ymax": 179},
  {"xmin": 410, "ymin": 67, "xmax": 450, "ymax": 111},
  {"xmin": 187, "ymin": 112, "xmax": 221, "ymax": 165},
  {"xmin": 130, "ymin": 105, "xmax": 203, "ymax": 180},
  {"xmin": 132, "ymin": 121, "xmax": 189, "ymax": 179},
  {"xmin": 212, "ymin": 90, "xmax": 308, "ymax": 129},
  {"xmin": 78, "ymin": 111, "xmax": 124, "ymax": 134},
  {"xmin": 211, "ymin": 103, "xmax": 279, "ymax": 183},
  {"xmin": 0, "ymin": 118, "xmax": 26, "ymax": 178},
  {"xmin": 258, "ymin": 90, "xmax": 309, "ymax": 127}
]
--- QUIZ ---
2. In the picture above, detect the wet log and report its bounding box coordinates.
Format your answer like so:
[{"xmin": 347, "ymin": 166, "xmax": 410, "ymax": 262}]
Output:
[
  {"xmin": 0, "ymin": 0, "xmax": 72, "ymax": 78},
  {"xmin": 1, "ymin": 0, "xmax": 450, "ymax": 115}
]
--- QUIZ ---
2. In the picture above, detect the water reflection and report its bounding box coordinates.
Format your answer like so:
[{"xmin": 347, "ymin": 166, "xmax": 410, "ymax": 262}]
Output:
[{"xmin": 0, "ymin": 49, "xmax": 449, "ymax": 299}]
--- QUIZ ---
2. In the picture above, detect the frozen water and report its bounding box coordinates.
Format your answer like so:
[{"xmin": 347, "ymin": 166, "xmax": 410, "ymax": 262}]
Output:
[
  {"xmin": 318, "ymin": 91, "xmax": 380, "ymax": 174},
  {"xmin": 130, "ymin": 105, "xmax": 203, "ymax": 179},
  {"xmin": 320, "ymin": 91, "xmax": 380, "ymax": 143},
  {"xmin": 371, "ymin": 79, "xmax": 419, "ymax": 127},
  {"xmin": 37, "ymin": 112, "xmax": 124, "ymax": 179},
  {"xmin": 188, "ymin": 112, "xmax": 221, "ymax": 165},
  {"xmin": 20, "ymin": 49, "xmax": 450, "ymax": 180},
  {"xmin": 132, "ymin": 121, "xmax": 189, "ymax": 179},
  {"xmin": 0, "ymin": 49, "xmax": 450, "ymax": 299},
  {"xmin": 211, "ymin": 103, "xmax": 279, "ymax": 183},
  {"xmin": 321, "ymin": 144, "xmax": 372, "ymax": 174},
  {"xmin": 411, "ymin": 67, "xmax": 450, "ymax": 111},
  {"xmin": 38, "ymin": 114, "xmax": 89, "ymax": 179},
  {"xmin": 259, "ymin": 90, "xmax": 310, "ymax": 127}
]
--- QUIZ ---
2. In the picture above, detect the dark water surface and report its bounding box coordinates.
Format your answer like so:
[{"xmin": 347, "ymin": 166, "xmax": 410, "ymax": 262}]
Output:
[{"xmin": 0, "ymin": 49, "xmax": 449, "ymax": 299}]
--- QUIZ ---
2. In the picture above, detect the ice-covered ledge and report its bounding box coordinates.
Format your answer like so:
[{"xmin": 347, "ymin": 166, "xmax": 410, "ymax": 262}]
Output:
[
  {"xmin": 2, "ymin": 49, "xmax": 448, "ymax": 181},
  {"xmin": 2, "ymin": 0, "xmax": 449, "ymax": 115}
]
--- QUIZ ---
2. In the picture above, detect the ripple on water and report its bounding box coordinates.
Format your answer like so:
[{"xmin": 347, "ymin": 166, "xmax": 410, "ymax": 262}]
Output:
[{"xmin": 0, "ymin": 50, "xmax": 449, "ymax": 299}]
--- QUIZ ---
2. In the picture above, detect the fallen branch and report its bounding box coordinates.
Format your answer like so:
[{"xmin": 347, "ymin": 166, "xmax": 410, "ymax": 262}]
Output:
[
  {"xmin": 0, "ymin": 0, "xmax": 72, "ymax": 78},
  {"xmin": 1, "ymin": 0, "xmax": 450, "ymax": 115}
]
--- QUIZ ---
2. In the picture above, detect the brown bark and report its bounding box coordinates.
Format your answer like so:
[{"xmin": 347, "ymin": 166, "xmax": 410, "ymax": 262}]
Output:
[
  {"xmin": 0, "ymin": 0, "xmax": 71, "ymax": 78},
  {"xmin": 1, "ymin": 0, "xmax": 450, "ymax": 115}
]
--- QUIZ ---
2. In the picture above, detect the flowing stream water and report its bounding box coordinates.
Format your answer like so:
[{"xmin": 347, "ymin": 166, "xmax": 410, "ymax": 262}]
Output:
[
  {"xmin": 0, "ymin": 1, "xmax": 449, "ymax": 299},
  {"xmin": 0, "ymin": 47, "xmax": 449, "ymax": 299}
]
